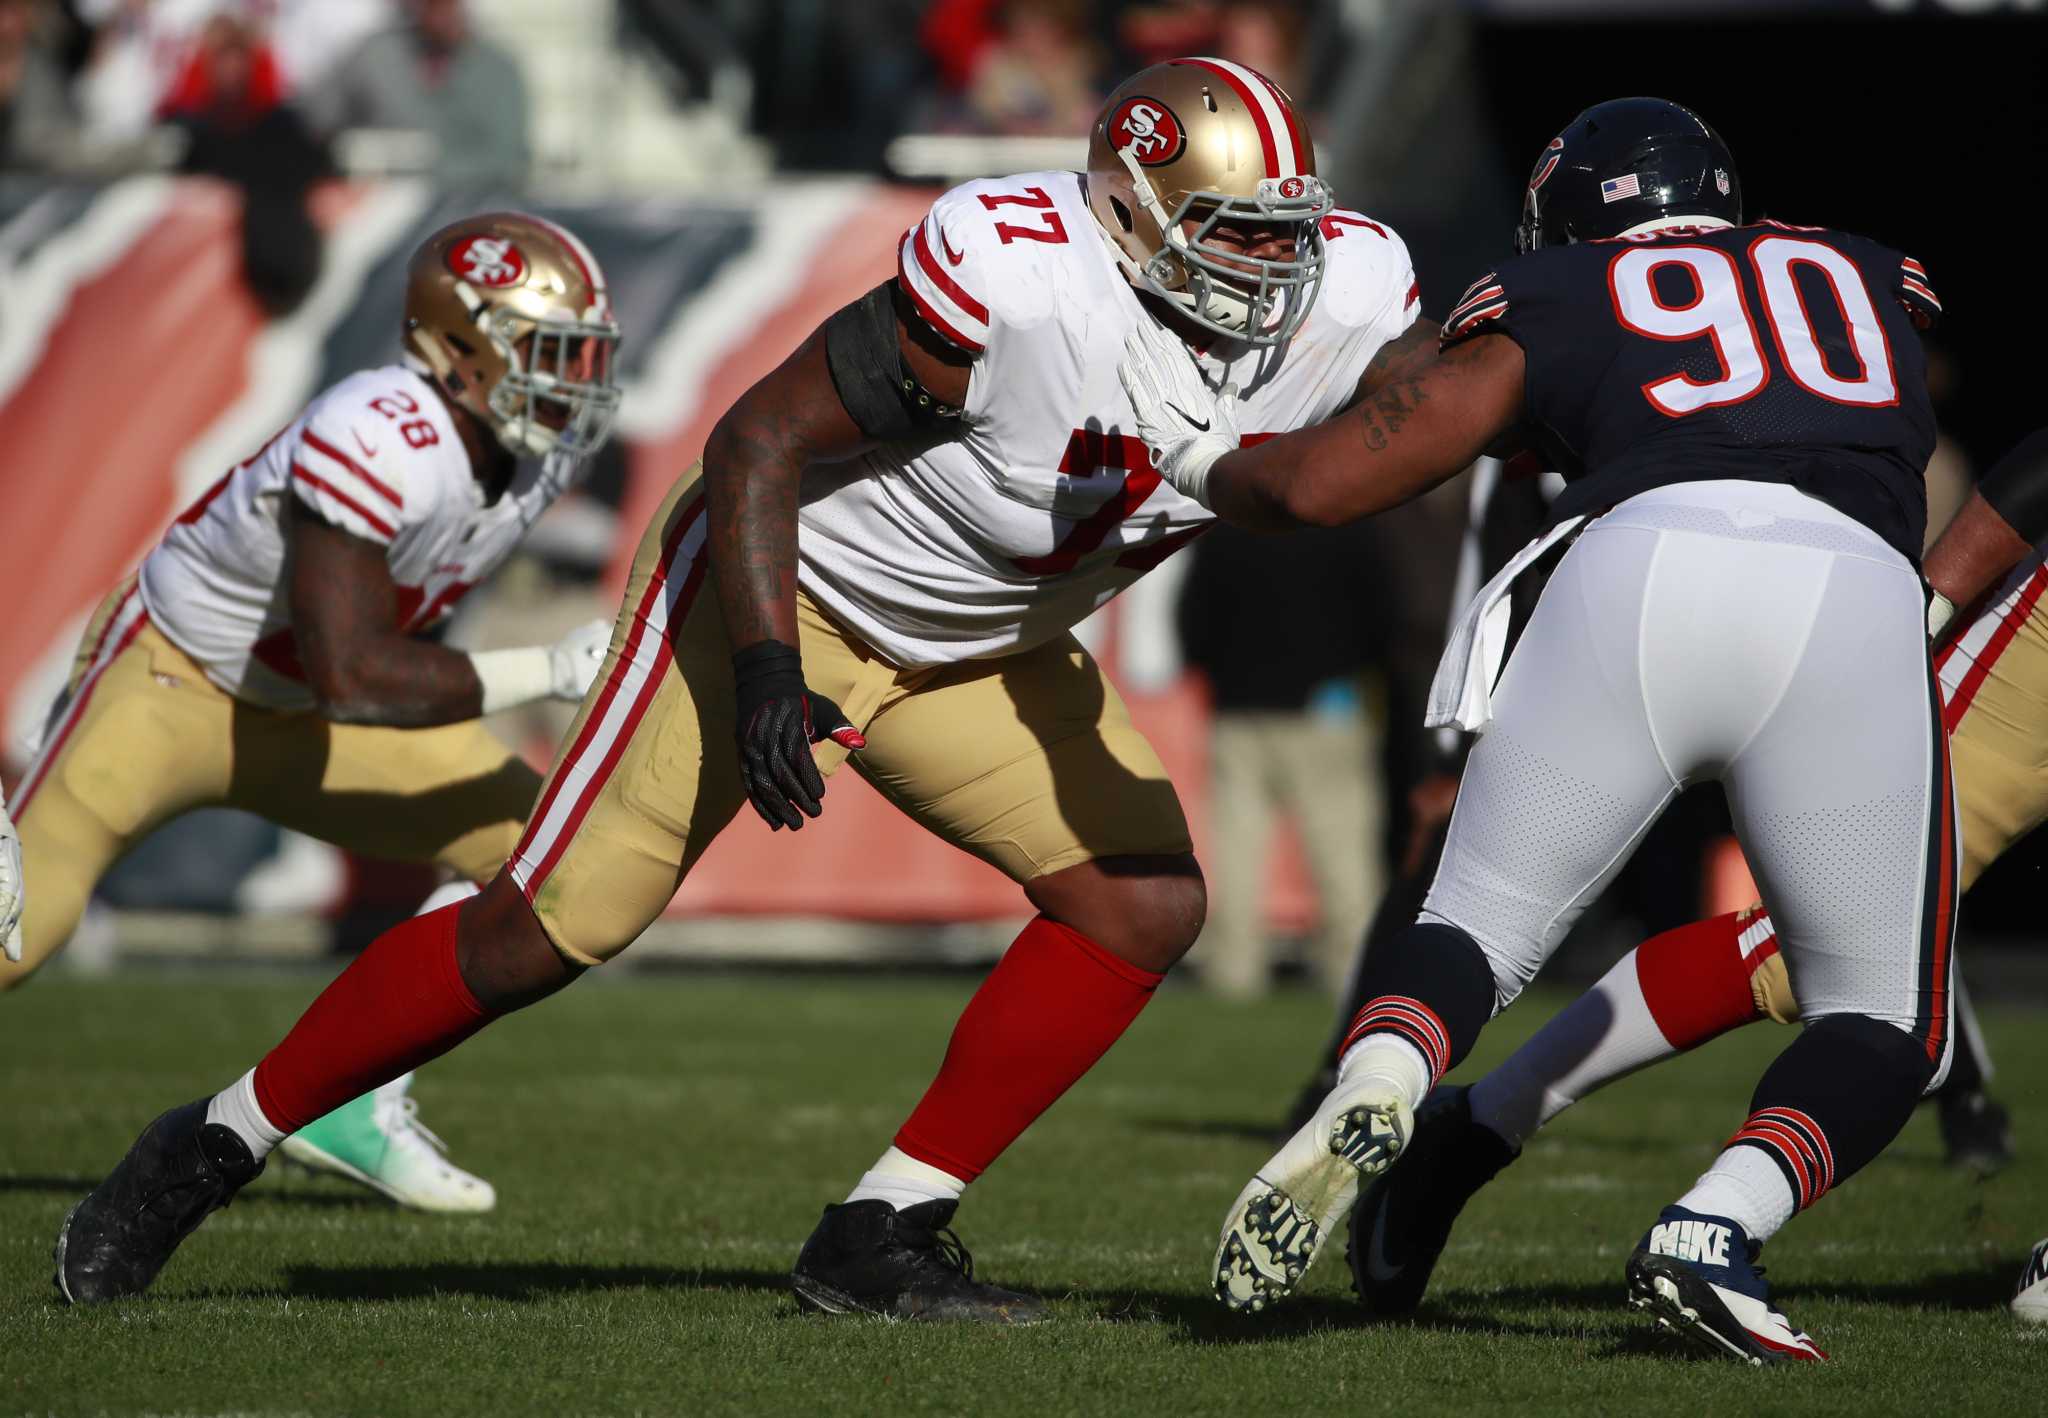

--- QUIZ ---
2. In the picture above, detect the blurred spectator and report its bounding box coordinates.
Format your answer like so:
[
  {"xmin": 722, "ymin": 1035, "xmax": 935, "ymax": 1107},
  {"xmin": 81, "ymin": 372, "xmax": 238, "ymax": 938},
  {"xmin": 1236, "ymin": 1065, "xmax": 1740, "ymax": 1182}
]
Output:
[
  {"xmin": 921, "ymin": 0, "xmax": 1105, "ymax": 136},
  {"xmin": 166, "ymin": 11, "xmax": 330, "ymax": 315},
  {"xmin": 1179, "ymin": 523, "xmax": 1392, "ymax": 998},
  {"xmin": 0, "ymin": 0, "xmax": 73, "ymax": 170},
  {"xmin": 299, "ymin": 0, "xmax": 529, "ymax": 187}
]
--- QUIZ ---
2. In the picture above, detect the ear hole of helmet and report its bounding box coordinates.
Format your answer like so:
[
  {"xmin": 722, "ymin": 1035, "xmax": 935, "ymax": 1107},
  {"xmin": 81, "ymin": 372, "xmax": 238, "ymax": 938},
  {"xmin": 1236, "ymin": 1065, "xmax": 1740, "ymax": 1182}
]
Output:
[
  {"xmin": 1109, "ymin": 196, "xmax": 1133, "ymax": 233},
  {"xmin": 1201, "ymin": 88, "xmax": 1217, "ymax": 112}
]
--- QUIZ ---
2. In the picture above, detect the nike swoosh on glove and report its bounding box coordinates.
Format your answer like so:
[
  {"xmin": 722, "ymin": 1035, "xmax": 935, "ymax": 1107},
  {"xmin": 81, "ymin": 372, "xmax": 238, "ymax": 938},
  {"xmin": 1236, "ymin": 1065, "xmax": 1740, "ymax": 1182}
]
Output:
[
  {"xmin": 1118, "ymin": 322, "xmax": 1240, "ymax": 508},
  {"xmin": 1, "ymin": 793, "xmax": 24, "ymax": 962},
  {"xmin": 547, "ymin": 618, "xmax": 613, "ymax": 701},
  {"xmin": 732, "ymin": 640, "xmax": 867, "ymax": 831}
]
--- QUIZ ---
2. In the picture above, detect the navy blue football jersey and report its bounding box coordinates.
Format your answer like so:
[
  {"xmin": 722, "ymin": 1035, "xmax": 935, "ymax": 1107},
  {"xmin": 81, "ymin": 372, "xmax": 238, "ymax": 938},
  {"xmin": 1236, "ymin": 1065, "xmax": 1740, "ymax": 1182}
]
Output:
[{"xmin": 1441, "ymin": 220, "xmax": 1941, "ymax": 561}]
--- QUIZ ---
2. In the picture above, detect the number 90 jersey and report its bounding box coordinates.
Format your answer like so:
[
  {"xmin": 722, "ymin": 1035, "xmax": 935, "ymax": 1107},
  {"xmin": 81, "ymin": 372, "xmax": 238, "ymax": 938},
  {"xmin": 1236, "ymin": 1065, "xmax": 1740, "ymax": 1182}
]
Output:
[
  {"xmin": 1441, "ymin": 220, "xmax": 1941, "ymax": 563},
  {"xmin": 794, "ymin": 170, "xmax": 1420, "ymax": 668}
]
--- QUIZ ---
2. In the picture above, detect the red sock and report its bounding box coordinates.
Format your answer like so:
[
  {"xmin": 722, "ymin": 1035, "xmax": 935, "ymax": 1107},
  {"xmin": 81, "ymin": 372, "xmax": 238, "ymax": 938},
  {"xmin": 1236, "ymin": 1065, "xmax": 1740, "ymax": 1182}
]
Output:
[
  {"xmin": 251, "ymin": 902, "xmax": 492, "ymax": 1132},
  {"xmin": 894, "ymin": 915, "xmax": 1162, "ymax": 1183},
  {"xmin": 1634, "ymin": 907, "xmax": 1769, "ymax": 1050}
]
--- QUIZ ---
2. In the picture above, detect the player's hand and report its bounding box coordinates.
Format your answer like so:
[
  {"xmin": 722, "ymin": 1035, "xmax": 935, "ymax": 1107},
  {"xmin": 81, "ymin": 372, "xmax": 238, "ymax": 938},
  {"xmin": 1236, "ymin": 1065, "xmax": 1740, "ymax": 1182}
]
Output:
[
  {"xmin": 1, "ymin": 796, "xmax": 24, "ymax": 963},
  {"xmin": 731, "ymin": 640, "xmax": 867, "ymax": 831},
  {"xmin": 1118, "ymin": 323, "xmax": 1240, "ymax": 508},
  {"xmin": 547, "ymin": 618, "xmax": 612, "ymax": 701}
]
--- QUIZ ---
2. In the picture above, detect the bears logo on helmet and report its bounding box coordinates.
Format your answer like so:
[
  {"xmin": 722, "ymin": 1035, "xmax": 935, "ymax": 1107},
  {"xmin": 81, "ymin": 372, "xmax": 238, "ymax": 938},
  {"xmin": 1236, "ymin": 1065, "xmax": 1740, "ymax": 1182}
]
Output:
[
  {"xmin": 1107, "ymin": 96, "xmax": 1187, "ymax": 167},
  {"xmin": 447, "ymin": 235, "xmax": 527, "ymax": 290}
]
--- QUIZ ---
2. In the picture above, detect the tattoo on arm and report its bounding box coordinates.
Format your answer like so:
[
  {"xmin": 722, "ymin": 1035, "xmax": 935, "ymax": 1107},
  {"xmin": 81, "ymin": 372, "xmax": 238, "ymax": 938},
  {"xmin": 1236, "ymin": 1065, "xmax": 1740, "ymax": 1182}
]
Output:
[{"xmin": 1342, "ymin": 320, "xmax": 1439, "ymax": 411}]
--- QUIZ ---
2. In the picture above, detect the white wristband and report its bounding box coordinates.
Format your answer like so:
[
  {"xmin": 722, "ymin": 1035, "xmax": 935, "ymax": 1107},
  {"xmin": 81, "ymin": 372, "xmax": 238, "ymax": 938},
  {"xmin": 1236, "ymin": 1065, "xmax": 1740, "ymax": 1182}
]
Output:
[
  {"xmin": 1927, "ymin": 590, "xmax": 1957, "ymax": 639},
  {"xmin": 468, "ymin": 646, "xmax": 554, "ymax": 715}
]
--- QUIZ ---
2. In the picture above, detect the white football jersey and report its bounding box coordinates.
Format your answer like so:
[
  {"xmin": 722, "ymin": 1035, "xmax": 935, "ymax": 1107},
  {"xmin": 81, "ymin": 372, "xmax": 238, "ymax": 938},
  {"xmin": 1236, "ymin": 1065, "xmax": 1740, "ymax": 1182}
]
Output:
[
  {"xmin": 139, "ymin": 366, "xmax": 574, "ymax": 710},
  {"xmin": 795, "ymin": 169, "xmax": 1419, "ymax": 667}
]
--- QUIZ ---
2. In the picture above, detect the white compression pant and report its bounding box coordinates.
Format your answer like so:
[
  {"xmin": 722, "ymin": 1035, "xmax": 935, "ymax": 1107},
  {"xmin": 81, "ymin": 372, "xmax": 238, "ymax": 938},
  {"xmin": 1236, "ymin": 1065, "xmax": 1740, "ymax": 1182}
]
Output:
[{"xmin": 1424, "ymin": 479, "xmax": 1956, "ymax": 1066}]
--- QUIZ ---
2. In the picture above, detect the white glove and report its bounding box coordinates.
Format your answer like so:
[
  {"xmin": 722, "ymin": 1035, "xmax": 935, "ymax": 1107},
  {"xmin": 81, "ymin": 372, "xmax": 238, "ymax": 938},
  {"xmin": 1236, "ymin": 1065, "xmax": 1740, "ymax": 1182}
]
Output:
[
  {"xmin": 468, "ymin": 618, "xmax": 611, "ymax": 715},
  {"xmin": 546, "ymin": 617, "xmax": 611, "ymax": 700},
  {"xmin": 1927, "ymin": 589, "xmax": 1956, "ymax": 640},
  {"xmin": 1117, "ymin": 323, "xmax": 1241, "ymax": 509},
  {"xmin": 1, "ymin": 791, "xmax": 24, "ymax": 963}
]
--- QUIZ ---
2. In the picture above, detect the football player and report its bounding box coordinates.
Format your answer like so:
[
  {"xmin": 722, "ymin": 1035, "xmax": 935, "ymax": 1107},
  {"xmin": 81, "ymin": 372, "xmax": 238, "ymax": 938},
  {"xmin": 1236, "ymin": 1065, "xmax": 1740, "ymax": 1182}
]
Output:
[
  {"xmin": 11, "ymin": 212, "xmax": 620, "ymax": 1212},
  {"xmin": 1, "ymin": 784, "xmax": 22, "ymax": 962},
  {"xmin": 1342, "ymin": 425, "xmax": 2048, "ymax": 1326},
  {"xmin": 1125, "ymin": 98, "xmax": 1953, "ymax": 1362},
  {"xmin": 53, "ymin": 59, "xmax": 1433, "ymax": 1317}
]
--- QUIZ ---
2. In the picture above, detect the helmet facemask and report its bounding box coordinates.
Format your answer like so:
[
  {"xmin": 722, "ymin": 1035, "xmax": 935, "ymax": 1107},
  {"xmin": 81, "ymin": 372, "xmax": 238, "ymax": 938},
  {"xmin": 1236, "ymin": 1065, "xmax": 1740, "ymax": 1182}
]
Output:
[
  {"xmin": 1116, "ymin": 147, "xmax": 1333, "ymax": 348},
  {"xmin": 480, "ymin": 307, "xmax": 622, "ymax": 460}
]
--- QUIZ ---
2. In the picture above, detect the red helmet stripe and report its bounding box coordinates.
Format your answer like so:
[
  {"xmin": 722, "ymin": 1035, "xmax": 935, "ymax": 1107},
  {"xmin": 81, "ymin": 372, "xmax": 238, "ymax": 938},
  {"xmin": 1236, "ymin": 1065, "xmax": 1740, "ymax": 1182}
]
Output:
[
  {"xmin": 1173, "ymin": 57, "xmax": 1286, "ymax": 178},
  {"xmin": 1253, "ymin": 69, "xmax": 1312, "ymax": 174}
]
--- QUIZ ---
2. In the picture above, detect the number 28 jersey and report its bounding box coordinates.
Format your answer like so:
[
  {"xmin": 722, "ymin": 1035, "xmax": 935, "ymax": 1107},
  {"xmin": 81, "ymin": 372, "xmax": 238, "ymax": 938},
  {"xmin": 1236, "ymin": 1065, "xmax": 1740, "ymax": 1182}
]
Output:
[
  {"xmin": 1441, "ymin": 220, "xmax": 1941, "ymax": 562},
  {"xmin": 794, "ymin": 170, "xmax": 1420, "ymax": 667},
  {"xmin": 138, "ymin": 366, "xmax": 575, "ymax": 711}
]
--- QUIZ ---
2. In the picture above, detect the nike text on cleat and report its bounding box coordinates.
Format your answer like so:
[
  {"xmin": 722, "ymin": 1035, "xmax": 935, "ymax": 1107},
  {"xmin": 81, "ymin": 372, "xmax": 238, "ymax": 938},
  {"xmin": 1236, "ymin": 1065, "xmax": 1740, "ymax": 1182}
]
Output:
[
  {"xmin": 1345, "ymin": 1084, "xmax": 1519, "ymax": 1314},
  {"xmin": 790, "ymin": 1199, "xmax": 1047, "ymax": 1324},
  {"xmin": 1624, "ymin": 1205, "xmax": 1826, "ymax": 1364},
  {"xmin": 1215, "ymin": 1084, "xmax": 1412, "ymax": 1313},
  {"xmin": 2012, "ymin": 1238, "xmax": 2048, "ymax": 1324},
  {"xmin": 54, "ymin": 1100, "xmax": 263, "ymax": 1304},
  {"xmin": 280, "ymin": 1087, "xmax": 495, "ymax": 1213}
]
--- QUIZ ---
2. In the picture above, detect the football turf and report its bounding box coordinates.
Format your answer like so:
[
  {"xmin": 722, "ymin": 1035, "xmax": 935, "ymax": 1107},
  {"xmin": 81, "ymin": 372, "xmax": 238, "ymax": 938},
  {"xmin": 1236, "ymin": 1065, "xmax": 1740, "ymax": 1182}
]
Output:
[{"xmin": 3, "ymin": 970, "xmax": 2043, "ymax": 1415}]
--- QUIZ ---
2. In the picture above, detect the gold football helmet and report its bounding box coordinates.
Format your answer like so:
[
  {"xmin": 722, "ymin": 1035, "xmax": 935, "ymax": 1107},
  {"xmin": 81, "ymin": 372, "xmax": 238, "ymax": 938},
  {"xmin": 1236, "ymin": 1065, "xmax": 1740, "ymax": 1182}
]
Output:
[
  {"xmin": 1086, "ymin": 58, "xmax": 1334, "ymax": 347},
  {"xmin": 403, "ymin": 212, "xmax": 622, "ymax": 459}
]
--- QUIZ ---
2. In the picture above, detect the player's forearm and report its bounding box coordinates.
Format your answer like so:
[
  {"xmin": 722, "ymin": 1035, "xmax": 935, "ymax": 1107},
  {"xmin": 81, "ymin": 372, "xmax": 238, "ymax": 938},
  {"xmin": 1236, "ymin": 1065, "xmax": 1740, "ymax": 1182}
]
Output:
[
  {"xmin": 309, "ymin": 636, "xmax": 485, "ymax": 727},
  {"xmin": 1924, "ymin": 491, "xmax": 2031, "ymax": 614},
  {"xmin": 1211, "ymin": 367, "xmax": 1486, "ymax": 529},
  {"xmin": 704, "ymin": 420, "xmax": 804, "ymax": 651}
]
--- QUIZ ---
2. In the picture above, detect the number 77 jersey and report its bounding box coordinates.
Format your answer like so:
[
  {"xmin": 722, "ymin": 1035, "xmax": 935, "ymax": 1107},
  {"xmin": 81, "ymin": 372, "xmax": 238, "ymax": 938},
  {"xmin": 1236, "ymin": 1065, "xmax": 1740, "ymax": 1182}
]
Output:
[
  {"xmin": 1441, "ymin": 220, "xmax": 1941, "ymax": 562},
  {"xmin": 794, "ymin": 169, "xmax": 1419, "ymax": 668}
]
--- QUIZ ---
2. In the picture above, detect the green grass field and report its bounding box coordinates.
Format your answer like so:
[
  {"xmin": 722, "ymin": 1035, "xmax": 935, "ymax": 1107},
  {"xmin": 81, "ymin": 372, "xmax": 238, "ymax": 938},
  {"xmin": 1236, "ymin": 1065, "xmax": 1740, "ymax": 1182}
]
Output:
[{"xmin": 3, "ymin": 969, "xmax": 2043, "ymax": 1415}]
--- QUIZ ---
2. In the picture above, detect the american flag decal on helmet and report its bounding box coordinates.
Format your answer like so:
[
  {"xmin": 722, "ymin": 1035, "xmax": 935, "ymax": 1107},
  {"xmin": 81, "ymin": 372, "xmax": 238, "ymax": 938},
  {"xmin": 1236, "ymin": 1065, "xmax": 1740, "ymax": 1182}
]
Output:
[{"xmin": 1600, "ymin": 173, "xmax": 1642, "ymax": 203}]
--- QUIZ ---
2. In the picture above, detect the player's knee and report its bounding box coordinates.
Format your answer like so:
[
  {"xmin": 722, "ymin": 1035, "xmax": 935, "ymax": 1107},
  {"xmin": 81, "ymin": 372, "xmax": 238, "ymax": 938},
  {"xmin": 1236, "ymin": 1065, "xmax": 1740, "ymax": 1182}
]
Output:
[
  {"xmin": 1799, "ymin": 1010, "xmax": 1940, "ymax": 1098},
  {"xmin": 1026, "ymin": 853, "xmax": 1206, "ymax": 974},
  {"xmin": 1416, "ymin": 908, "xmax": 1530, "ymax": 1010},
  {"xmin": 454, "ymin": 872, "xmax": 583, "ymax": 1012}
]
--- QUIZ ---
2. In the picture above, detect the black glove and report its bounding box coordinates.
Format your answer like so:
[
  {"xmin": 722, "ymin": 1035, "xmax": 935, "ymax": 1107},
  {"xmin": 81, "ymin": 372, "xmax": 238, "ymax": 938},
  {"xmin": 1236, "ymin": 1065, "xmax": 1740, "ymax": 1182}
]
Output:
[{"xmin": 731, "ymin": 640, "xmax": 865, "ymax": 830}]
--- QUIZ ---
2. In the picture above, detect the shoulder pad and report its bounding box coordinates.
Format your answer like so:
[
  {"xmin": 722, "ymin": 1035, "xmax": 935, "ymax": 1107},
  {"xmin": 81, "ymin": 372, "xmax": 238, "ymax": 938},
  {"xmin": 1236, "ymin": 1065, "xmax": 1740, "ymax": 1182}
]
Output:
[
  {"xmin": 896, "ymin": 173, "xmax": 1079, "ymax": 353},
  {"xmin": 1312, "ymin": 211, "xmax": 1420, "ymax": 333},
  {"xmin": 290, "ymin": 372, "xmax": 426, "ymax": 544}
]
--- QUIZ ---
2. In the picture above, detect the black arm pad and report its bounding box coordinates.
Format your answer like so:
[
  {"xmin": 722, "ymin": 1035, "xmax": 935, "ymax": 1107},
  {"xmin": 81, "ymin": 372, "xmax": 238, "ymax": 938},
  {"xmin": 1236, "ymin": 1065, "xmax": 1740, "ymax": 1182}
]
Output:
[
  {"xmin": 823, "ymin": 282, "xmax": 963, "ymax": 441},
  {"xmin": 1978, "ymin": 426, "xmax": 2048, "ymax": 545}
]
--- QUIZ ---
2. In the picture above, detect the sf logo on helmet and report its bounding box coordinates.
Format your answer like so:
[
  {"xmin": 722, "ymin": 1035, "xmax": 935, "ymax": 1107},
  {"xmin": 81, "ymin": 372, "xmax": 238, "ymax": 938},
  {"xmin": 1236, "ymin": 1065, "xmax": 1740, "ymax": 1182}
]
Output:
[
  {"xmin": 447, "ymin": 235, "xmax": 527, "ymax": 290},
  {"xmin": 1109, "ymin": 96, "xmax": 1186, "ymax": 166}
]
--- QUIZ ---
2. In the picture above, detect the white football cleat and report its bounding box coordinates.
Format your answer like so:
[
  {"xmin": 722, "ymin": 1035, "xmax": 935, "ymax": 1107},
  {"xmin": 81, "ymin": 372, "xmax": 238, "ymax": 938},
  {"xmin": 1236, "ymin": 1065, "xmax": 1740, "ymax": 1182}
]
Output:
[
  {"xmin": 280, "ymin": 1074, "xmax": 496, "ymax": 1214},
  {"xmin": 2013, "ymin": 1238, "xmax": 2048, "ymax": 1323},
  {"xmin": 1214, "ymin": 1079, "xmax": 1411, "ymax": 1313}
]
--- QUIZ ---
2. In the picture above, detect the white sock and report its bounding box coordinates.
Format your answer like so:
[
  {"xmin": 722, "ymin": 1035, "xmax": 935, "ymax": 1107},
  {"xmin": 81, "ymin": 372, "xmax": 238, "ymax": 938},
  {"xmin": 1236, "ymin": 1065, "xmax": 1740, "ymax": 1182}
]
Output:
[
  {"xmin": 416, "ymin": 879, "xmax": 481, "ymax": 916},
  {"xmin": 204, "ymin": 1069, "xmax": 290, "ymax": 1160},
  {"xmin": 1677, "ymin": 1145, "xmax": 1797, "ymax": 1243},
  {"xmin": 1335, "ymin": 1034, "xmax": 1431, "ymax": 1114},
  {"xmin": 1467, "ymin": 949, "xmax": 1676, "ymax": 1148},
  {"xmin": 845, "ymin": 1146, "xmax": 967, "ymax": 1212}
]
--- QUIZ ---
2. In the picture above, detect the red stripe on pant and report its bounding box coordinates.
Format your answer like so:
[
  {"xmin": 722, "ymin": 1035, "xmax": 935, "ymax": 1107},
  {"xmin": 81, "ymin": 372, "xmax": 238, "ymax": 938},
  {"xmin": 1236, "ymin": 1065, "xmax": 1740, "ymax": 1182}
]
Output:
[
  {"xmin": 13, "ymin": 591, "xmax": 145, "ymax": 813},
  {"xmin": 513, "ymin": 499, "xmax": 706, "ymax": 897}
]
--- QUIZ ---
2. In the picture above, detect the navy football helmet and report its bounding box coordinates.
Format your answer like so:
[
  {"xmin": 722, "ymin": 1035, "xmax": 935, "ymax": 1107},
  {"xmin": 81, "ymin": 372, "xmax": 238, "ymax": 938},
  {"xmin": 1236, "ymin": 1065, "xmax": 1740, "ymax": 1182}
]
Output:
[{"xmin": 1515, "ymin": 98, "xmax": 1741, "ymax": 253}]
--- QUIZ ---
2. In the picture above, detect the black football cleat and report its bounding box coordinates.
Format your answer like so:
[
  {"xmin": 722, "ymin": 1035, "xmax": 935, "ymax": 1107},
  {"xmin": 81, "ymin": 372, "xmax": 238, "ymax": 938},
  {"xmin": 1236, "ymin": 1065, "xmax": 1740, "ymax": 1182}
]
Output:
[
  {"xmin": 1345, "ymin": 1085, "xmax": 1518, "ymax": 1314},
  {"xmin": 1625, "ymin": 1207, "xmax": 1825, "ymax": 1364},
  {"xmin": 790, "ymin": 1199, "xmax": 1048, "ymax": 1323},
  {"xmin": 1938, "ymin": 1089, "xmax": 2014, "ymax": 1176},
  {"xmin": 54, "ymin": 1100, "xmax": 263, "ymax": 1305}
]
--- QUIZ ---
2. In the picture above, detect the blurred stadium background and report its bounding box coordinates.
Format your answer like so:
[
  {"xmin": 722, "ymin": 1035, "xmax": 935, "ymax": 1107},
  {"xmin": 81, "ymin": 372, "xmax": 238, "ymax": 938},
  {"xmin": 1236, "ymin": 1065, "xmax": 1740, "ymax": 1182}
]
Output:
[{"xmin": 2, "ymin": 0, "xmax": 2043, "ymax": 991}]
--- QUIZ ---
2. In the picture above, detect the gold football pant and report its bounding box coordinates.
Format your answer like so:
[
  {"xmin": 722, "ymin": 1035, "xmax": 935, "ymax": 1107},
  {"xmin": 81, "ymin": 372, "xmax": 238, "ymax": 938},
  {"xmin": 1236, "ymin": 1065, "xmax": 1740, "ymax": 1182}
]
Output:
[
  {"xmin": 508, "ymin": 466, "xmax": 1193, "ymax": 965},
  {"xmin": 1, "ymin": 580, "xmax": 540, "ymax": 990}
]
